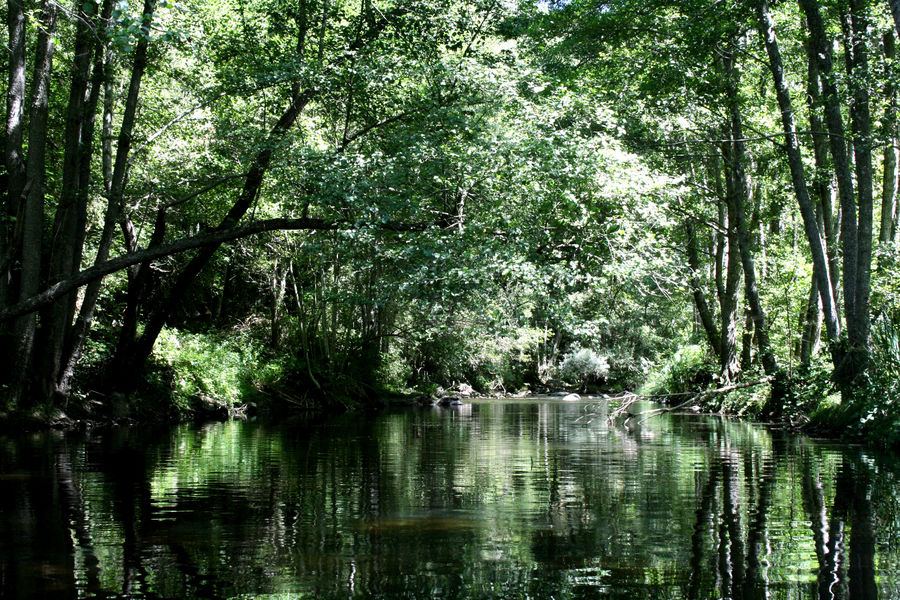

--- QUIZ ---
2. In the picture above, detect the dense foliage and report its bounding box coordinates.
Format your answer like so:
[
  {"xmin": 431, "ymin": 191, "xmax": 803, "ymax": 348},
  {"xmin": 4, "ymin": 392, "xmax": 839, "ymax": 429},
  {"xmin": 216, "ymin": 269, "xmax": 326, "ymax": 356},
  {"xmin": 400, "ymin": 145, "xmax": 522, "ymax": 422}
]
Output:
[{"xmin": 2, "ymin": 0, "xmax": 899, "ymax": 443}]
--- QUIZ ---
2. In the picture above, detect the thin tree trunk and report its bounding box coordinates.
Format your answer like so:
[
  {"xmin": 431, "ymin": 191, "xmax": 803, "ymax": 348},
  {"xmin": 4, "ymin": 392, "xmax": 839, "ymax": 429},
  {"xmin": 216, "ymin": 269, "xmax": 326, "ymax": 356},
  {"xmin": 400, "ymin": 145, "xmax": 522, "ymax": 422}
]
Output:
[
  {"xmin": 741, "ymin": 308, "xmax": 754, "ymax": 371},
  {"xmin": 57, "ymin": 0, "xmax": 156, "ymax": 399},
  {"xmin": 686, "ymin": 222, "xmax": 721, "ymax": 358},
  {"xmin": 803, "ymin": 17, "xmax": 841, "ymax": 308},
  {"xmin": 271, "ymin": 258, "xmax": 287, "ymax": 347},
  {"xmin": 9, "ymin": 0, "xmax": 58, "ymax": 405},
  {"xmin": 759, "ymin": 0, "xmax": 842, "ymax": 351},
  {"xmin": 117, "ymin": 208, "xmax": 167, "ymax": 360},
  {"xmin": 881, "ymin": 33, "xmax": 899, "ymax": 244},
  {"xmin": 3, "ymin": 0, "xmax": 27, "ymax": 307},
  {"xmin": 111, "ymin": 87, "xmax": 315, "ymax": 389},
  {"xmin": 800, "ymin": 271, "xmax": 822, "ymax": 365}
]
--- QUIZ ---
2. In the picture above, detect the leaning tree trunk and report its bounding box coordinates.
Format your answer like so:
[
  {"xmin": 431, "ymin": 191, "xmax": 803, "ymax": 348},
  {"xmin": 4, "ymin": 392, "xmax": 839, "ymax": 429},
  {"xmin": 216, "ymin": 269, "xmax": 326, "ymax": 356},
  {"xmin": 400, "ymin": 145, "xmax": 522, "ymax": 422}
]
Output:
[
  {"xmin": 56, "ymin": 0, "xmax": 155, "ymax": 399},
  {"xmin": 803, "ymin": 14, "xmax": 841, "ymax": 309},
  {"xmin": 109, "ymin": 87, "xmax": 315, "ymax": 390},
  {"xmin": 758, "ymin": 0, "xmax": 842, "ymax": 352},
  {"xmin": 686, "ymin": 222, "xmax": 722, "ymax": 358},
  {"xmin": 797, "ymin": 0, "xmax": 880, "ymax": 379}
]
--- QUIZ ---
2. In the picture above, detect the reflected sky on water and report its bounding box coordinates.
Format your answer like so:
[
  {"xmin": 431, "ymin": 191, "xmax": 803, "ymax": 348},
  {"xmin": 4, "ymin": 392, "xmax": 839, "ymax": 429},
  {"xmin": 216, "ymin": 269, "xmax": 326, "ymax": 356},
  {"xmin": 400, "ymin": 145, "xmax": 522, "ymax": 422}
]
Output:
[{"xmin": 1, "ymin": 398, "xmax": 899, "ymax": 599}]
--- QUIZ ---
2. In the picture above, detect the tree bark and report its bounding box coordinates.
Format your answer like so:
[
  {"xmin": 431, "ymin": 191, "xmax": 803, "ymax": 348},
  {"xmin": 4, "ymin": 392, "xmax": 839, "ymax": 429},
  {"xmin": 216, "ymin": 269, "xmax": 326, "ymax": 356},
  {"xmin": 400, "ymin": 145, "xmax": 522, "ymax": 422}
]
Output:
[
  {"xmin": 759, "ymin": 0, "xmax": 842, "ymax": 351},
  {"xmin": 56, "ymin": 0, "xmax": 156, "ymax": 398},
  {"xmin": 800, "ymin": 271, "xmax": 822, "ymax": 366},
  {"xmin": 3, "ymin": 0, "xmax": 27, "ymax": 307},
  {"xmin": 803, "ymin": 15, "xmax": 841, "ymax": 308},
  {"xmin": 881, "ymin": 33, "xmax": 899, "ymax": 245},
  {"xmin": 845, "ymin": 0, "xmax": 875, "ymax": 370},
  {"xmin": 723, "ymin": 47, "xmax": 779, "ymax": 387},
  {"xmin": 686, "ymin": 222, "xmax": 721, "ymax": 357},
  {"xmin": 116, "ymin": 207, "xmax": 167, "ymax": 358},
  {"xmin": 8, "ymin": 0, "xmax": 59, "ymax": 405},
  {"xmin": 715, "ymin": 149, "xmax": 742, "ymax": 380},
  {"xmin": 39, "ymin": 0, "xmax": 105, "ymax": 401}
]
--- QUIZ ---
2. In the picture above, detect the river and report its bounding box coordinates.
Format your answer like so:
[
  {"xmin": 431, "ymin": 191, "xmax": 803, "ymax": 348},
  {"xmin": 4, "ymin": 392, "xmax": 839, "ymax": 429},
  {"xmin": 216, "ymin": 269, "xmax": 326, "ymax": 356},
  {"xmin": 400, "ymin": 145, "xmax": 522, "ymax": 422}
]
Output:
[{"xmin": 1, "ymin": 398, "xmax": 898, "ymax": 599}]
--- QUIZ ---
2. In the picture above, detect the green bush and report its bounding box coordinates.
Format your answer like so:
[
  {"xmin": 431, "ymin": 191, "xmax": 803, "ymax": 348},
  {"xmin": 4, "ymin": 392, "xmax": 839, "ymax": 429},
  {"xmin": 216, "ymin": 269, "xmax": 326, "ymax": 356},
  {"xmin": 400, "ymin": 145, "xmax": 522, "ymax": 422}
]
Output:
[
  {"xmin": 852, "ymin": 310, "xmax": 900, "ymax": 445},
  {"xmin": 639, "ymin": 344, "xmax": 715, "ymax": 396},
  {"xmin": 152, "ymin": 328, "xmax": 259, "ymax": 412},
  {"xmin": 559, "ymin": 348, "xmax": 610, "ymax": 389},
  {"xmin": 807, "ymin": 308, "xmax": 900, "ymax": 446}
]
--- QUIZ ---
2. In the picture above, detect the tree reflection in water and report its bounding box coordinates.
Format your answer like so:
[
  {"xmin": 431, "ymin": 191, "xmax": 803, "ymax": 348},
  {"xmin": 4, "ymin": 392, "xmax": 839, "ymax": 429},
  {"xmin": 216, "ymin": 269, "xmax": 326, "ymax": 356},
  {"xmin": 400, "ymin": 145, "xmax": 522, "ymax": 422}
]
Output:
[{"xmin": 1, "ymin": 402, "xmax": 899, "ymax": 600}]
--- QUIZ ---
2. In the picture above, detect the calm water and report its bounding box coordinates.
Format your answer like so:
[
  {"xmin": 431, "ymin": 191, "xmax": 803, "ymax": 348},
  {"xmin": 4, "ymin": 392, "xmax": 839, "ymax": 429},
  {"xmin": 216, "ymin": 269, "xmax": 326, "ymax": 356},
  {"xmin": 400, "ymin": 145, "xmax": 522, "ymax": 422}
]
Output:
[{"xmin": 1, "ymin": 398, "xmax": 899, "ymax": 600}]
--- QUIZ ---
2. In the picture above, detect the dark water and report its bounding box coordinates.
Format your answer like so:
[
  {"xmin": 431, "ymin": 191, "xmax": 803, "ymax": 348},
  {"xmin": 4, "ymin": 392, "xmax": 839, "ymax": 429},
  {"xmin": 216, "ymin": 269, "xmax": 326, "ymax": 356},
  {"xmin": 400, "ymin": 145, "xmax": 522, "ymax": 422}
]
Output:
[{"xmin": 2, "ymin": 399, "xmax": 900, "ymax": 600}]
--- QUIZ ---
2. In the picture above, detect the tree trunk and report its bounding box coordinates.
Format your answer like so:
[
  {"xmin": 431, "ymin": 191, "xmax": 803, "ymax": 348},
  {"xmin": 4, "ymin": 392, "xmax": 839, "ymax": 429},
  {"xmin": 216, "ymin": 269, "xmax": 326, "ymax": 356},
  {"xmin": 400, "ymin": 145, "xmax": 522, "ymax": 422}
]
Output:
[
  {"xmin": 3, "ymin": 0, "xmax": 27, "ymax": 308},
  {"xmin": 39, "ymin": 0, "xmax": 105, "ymax": 401},
  {"xmin": 741, "ymin": 308, "xmax": 754, "ymax": 371},
  {"xmin": 686, "ymin": 222, "xmax": 721, "ymax": 358},
  {"xmin": 2, "ymin": 0, "xmax": 28, "ymax": 394},
  {"xmin": 57, "ymin": 0, "xmax": 156, "ymax": 399},
  {"xmin": 844, "ymin": 0, "xmax": 875, "ymax": 377},
  {"xmin": 716, "ymin": 151, "xmax": 742, "ymax": 381},
  {"xmin": 803, "ymin": 16, "xmax": 841, "ymax": 309},
  {"xmin": 723, "ymin": 47, "xmax": 779, "ymax": 385},
  {"xmin": 881, "ymin": 33, "xmax": 899, "ymax": 245},
  {"xmin": 800, "ymin": 0, "xmax": 859, "ymax": 334},
  {"xmin": 117, "ymin": 208, "xmax": 167, "ymax": 357},
  {"xmin": 8, "ymin": 0, "xmax": 58, "ymax": 406},
  {"xmin": 759, "ymin": 0, "xmax": 842, "ymax": 350},
  {"xmin": 110, "ymin": 88, "xmax": 315, "ymax": 390},
  {"xmin": 800, "ymin": 271, "xmax": 822, "ymax": 366},
  {"xmin": 271, "ymin": 258, "xmax": 287, "ymax": 348}
]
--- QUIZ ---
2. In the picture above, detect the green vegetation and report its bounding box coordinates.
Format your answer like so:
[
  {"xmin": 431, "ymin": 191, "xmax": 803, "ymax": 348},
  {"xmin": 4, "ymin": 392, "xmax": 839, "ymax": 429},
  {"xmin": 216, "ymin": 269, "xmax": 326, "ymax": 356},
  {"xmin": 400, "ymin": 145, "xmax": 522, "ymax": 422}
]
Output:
[{"xmin": 2, "ymin": 0, "xmax": 900, "ymax": 444}]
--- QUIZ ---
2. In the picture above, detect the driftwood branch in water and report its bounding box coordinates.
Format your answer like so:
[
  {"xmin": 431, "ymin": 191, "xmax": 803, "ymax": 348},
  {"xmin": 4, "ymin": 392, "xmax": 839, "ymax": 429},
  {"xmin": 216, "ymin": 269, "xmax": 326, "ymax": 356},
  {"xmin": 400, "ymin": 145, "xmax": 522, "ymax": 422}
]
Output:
[
  {"xmin": 0, "ymin": 217, "xmax": 429, "ymax": 322},
  {"xmin": 601, "ymin": 376, "xmax": 775, "ymax": 426}
]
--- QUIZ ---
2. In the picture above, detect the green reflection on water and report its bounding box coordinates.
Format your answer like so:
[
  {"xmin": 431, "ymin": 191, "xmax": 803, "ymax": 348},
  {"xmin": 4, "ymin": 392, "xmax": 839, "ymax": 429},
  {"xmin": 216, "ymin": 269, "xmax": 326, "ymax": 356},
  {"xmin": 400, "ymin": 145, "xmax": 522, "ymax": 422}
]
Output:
[{"xmin": 1, "ymin": 400, "xmax": 900, "ymax": 599}]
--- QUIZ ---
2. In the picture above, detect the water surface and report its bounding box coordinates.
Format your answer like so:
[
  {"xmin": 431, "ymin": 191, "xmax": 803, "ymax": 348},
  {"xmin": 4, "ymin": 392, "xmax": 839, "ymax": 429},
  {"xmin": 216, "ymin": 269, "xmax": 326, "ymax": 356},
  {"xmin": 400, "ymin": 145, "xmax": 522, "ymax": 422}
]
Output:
[{"xmin": 1, "ymin": 399, "xmax": 899, "ymax": 599}]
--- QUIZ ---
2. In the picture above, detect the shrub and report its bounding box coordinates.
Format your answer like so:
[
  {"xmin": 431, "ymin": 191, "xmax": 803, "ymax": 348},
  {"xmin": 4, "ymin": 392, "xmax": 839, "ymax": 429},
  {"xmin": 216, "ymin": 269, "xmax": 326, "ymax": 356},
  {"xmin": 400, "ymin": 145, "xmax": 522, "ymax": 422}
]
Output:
[
  {"xmin": 152, "ymin": 328, "xmax": 259, "ymax": 412},
  {"xmin": 559, "ymin": 348, "xmax": 610, "ymax": 389},
  {"xmin": 639, "ymin": 344, "xmax": 715, "ymax": 396},
  {"xmin": 852, "ymin": 309, "xmax": 900, "ymax": 445}
]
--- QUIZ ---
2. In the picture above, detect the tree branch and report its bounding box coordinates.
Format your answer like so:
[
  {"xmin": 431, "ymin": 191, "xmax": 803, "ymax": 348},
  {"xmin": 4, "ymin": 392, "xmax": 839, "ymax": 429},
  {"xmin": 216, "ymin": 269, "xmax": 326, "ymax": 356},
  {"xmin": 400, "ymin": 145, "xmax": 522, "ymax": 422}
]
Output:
[{"xmin": 0, "ymin": 217, "xmax": 428, "ymax": 322}]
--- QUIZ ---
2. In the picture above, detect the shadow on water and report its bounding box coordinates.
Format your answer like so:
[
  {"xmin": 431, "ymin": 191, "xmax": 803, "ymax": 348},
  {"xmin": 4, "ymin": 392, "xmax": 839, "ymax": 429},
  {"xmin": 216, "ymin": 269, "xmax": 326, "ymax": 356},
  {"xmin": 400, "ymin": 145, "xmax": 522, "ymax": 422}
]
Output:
[{"xmin": 1, "ymin": 401, "xmax": 898, "ymax": 600}]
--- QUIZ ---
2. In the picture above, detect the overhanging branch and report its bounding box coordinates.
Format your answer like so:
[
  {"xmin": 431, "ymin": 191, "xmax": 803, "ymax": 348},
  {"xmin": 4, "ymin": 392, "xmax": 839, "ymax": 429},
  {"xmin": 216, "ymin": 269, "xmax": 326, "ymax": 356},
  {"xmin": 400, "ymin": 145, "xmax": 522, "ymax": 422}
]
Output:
[{"xmin": 0, "ymin": 217, "xmax": 428, "ymax": 322}]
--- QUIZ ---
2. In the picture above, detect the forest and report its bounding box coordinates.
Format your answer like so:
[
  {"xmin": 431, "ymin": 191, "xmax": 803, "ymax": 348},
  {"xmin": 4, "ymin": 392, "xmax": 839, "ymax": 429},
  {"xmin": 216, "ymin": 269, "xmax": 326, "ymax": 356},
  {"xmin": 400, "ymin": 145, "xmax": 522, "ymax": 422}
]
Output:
[{"xmin": 2, "ymin": 0, "xmax": 900, "ymax": 445}]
